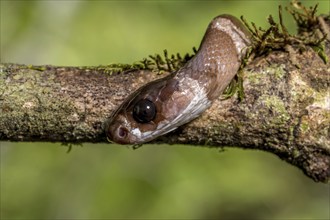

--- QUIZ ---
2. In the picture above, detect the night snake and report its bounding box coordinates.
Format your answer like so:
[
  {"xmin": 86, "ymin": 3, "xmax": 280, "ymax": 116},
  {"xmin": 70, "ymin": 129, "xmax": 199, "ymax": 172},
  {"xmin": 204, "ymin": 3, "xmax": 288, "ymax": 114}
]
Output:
[{"xmin": 106, "ymin": 14, "xmax": 251, "ymax": 144}]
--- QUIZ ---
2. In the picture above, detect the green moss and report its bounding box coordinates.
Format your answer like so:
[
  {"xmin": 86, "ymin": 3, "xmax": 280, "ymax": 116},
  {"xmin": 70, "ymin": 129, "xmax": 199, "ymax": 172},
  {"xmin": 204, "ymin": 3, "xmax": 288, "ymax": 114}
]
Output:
[
  {"xmin": 311, "ymin": 43, "xmax": 328, "ymax": 64},
  {"xmin": 246, "ymin": 65, "xmax": 285, "ymax": 88},
  {"xmin": 263, "ymin": 95, "xmax": 291, "ymax": 123},
  {"xmin": 88, "ymin": 49, "xmax": 196, "ymax": 76},
  {"xmin": 27, "ymin": 65, "xmax": 46, "ymax": 71},
  {"xmin": 273, "ymin": 65, "xmax": 285, "ymax": 79},
  {"xmin": 288, "ymin": 125, "xmax": 295, "ymax": 144},
  {"xmin": 289, "ymin": 73, "xmax": 315, "ymax": 105},
  {"xmin": 300, "ymin": 121, "xmax": 310, "ymax": 132},
  {"xmin": 241, "ymin": 2, "xmax": 326, "ymax": 63},
  {"xmin": 292, "ymin": 149, "xmax": 301, "ymax": 158},
  {"xmin": 246, "ymin": 71, "xmax": 261, "ymax": 84}
]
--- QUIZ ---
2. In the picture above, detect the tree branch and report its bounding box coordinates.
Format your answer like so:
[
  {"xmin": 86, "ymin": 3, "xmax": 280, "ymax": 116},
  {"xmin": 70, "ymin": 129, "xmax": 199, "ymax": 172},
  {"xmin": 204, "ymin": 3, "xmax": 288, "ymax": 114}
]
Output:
[{"xmin": 1, "ymin": 14, "xmax": 329, "ymax": 183}]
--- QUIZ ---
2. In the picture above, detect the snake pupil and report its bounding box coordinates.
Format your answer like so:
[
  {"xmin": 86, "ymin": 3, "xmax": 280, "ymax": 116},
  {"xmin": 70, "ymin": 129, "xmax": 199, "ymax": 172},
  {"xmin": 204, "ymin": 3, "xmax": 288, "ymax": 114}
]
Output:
[{"xmin": 133, "ymin": 99, "xmax": 156, "ymax": 123}]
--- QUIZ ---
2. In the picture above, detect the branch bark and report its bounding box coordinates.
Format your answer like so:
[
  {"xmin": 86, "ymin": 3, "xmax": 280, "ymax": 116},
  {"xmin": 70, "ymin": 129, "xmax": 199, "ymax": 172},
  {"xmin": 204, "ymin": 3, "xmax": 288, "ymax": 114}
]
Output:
[{"xmin": 1, "ymin": 18, "xmax": 329, "ymax": 183}]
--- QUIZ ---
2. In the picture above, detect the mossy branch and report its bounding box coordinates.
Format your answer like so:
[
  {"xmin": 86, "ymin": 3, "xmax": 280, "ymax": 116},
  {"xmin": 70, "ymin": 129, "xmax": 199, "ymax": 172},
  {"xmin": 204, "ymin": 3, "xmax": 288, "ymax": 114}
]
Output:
[{"xmin": 0, "ymin": 3, "xmax": 329, "ymax": 183}]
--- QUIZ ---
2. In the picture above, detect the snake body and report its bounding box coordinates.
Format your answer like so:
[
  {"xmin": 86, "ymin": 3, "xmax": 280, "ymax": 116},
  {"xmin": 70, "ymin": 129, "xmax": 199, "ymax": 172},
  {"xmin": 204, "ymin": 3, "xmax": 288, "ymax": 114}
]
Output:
[{"xmin": 106, "ymin": 14, "xmax": 251, "ymax": 144}]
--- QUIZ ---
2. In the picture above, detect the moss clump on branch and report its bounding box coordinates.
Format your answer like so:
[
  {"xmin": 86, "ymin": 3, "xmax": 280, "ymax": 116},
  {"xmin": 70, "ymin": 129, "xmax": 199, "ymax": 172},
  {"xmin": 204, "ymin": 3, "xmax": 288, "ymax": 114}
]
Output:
[
  {"xmin": 95, "ymin": 48, "xmax": 197, "ymax": 75},
  {"xmin": 241, "ymin": 0, "xmax": 328, "ymax": 64}
]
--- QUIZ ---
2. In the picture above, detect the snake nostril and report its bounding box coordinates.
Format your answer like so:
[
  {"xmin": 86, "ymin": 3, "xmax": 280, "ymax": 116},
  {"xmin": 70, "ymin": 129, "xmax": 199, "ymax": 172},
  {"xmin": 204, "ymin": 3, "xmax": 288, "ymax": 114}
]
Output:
[{"xmin": 117, "ymin": 127, "xmax": 128, "ymax": 138}]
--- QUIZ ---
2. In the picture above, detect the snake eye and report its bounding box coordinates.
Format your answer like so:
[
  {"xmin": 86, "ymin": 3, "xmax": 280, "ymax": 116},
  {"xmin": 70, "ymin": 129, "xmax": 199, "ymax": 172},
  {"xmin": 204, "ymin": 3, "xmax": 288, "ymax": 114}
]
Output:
[{"xmin": 133, "ymin": 99, "xmax": 156, "ymax": 123}]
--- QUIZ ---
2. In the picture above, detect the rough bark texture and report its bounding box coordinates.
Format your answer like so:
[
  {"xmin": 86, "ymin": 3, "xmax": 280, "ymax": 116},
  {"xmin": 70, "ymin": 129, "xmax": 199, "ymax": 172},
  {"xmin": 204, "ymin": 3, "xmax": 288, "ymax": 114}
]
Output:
[{"xmin": 1, "ymin": 23, "xmax": 329, "ymax": 183}]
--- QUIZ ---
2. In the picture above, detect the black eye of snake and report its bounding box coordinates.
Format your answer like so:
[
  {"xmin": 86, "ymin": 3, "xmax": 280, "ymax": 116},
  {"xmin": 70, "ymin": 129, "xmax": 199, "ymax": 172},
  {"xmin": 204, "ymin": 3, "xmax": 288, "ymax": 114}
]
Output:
[{"xmin": 133, "ymin": 99, "xmax": 157, "ymax": 123}]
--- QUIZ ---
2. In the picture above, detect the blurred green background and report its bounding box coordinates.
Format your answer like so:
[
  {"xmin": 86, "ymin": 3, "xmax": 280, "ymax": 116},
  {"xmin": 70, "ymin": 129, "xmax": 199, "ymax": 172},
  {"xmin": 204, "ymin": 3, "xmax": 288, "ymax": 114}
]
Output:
[{"xmin": 1, "ymin": 0, "xmax": 329, "ymax": 219}]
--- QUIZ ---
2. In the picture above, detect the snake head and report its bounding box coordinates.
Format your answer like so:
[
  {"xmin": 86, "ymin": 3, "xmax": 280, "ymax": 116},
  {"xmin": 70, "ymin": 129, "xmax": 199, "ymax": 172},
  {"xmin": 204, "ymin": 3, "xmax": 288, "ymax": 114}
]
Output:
[
  {"xmin": 105, "ymin": 81, "xmax": 162, "ymax": 144},
  {"xmin": 106, "ymin": 76, "xmax": 201, "ymax": 144},
  {"xmin": 106, "ymin": 74, "xmax": 211, "ymax": 144}
]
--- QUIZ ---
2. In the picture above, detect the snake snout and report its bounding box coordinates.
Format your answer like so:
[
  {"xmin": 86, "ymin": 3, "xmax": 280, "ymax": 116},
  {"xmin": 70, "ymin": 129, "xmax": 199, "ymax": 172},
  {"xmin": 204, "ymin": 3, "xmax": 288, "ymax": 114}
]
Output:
[{"xmin": 106, "ymin": 119, "xmax": 132, "ymax": 144}]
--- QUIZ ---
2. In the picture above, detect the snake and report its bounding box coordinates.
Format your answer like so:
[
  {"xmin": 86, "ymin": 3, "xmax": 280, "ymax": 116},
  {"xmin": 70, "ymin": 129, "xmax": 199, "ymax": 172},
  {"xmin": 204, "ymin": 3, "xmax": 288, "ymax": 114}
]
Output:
[{"xmin": 106, "ymin": 14, "xmax": 251, "ymax": 144}]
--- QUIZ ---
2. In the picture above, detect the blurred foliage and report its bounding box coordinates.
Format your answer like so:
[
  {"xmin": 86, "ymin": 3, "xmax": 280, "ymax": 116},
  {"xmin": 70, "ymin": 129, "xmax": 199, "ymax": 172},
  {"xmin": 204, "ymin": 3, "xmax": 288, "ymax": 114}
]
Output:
[{"xmin": 0, "ymin": 1, "xmax": 329, "ymax": 219}]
